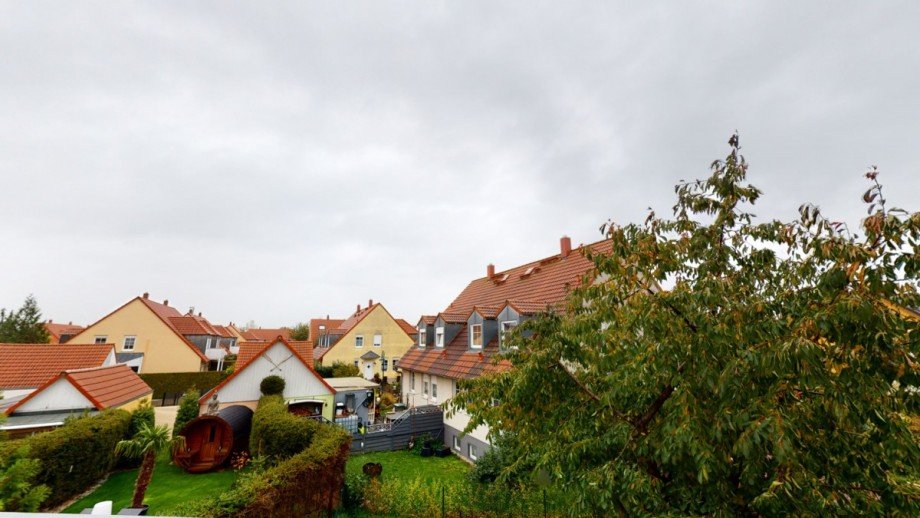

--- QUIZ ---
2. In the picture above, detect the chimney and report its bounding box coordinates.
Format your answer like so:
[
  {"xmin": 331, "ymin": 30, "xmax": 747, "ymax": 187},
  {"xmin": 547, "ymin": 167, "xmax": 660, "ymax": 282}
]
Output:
[
  {"xmin": 48, "ymin": 319, "xmax": 52, "ymax": 323},
  {"xmin": 356, "ymin": 304, "xmax": 361, "ymax": 313},
  {"xmin": 163, "ymin": 299, "xmax": 169, "ymax": 306},
  {"xmin": 560, "ymin": 236, "xmax": 572, "ymax": 258},
  {"xmin": 68, "ymin": 321, "xmax": 72, "ymax": 325},
  {"xmin": 187, "ymin": 306, "xmax": 194, "ymax": 316},
  {"xmin": 487, "ymin": 264, "xmax": 495, "ymax": 278},
  {"xmin": 198, "ymin": 312, "xmax": 202, "ymax": 317},
  {"xmin": 142, "ymin": 292, "xmax": 149, "ymax": 299},
  {"xmin": 369, "ymin": 299, "xmax": 374, "ymax": 307}
]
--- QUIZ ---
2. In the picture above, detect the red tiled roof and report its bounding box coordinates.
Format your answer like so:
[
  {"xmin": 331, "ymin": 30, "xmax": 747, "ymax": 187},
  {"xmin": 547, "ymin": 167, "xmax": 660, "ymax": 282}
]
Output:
[
  {"xmin": 309, "ymin": 318, "xmax": 346, "ymax": 346},
  {"xmin": 418, "ymin": 315, "xmax": 437, "ymax": 326},
  {"xmin": 131, "ymin": 297, "xmax": 208, "ymax": 362},
  {"xmin": 245, "ymin": 328, "xmax": 291, "ymax": 342},
  {"xmin": 237, "ymin": 338, "xmax": 312, "ymax": 368},
  {"xmin": 0, "ymin": 343, "xmax": 114, "ymax": 389},
  {"xmin": 402, "ymin": 239, "xmax": 611, "ymax": 379},
  {"xmin": 211, "ymin": 325, "xmax": 235, "ymax": 339},
  {"xmin": 288, "ymin": 341, "xmax": 313, "ymax": 367},
  {"xmin": 44, "ymin": 322, "xmax": 85, "ymax": 343},
  {"xmin": 201, "ymin": 337, "xmax": 332, "ymax": 403},
  {"xmin": 169, "ymin": 316, "xmax": 210, "ymax": 335},
  {"xmin": 397, "ymin": 319, "xmax": 418, "ymax": 336},
  {"xmin": 444, "ymin": 239, "xmax": 612, "ymax": 315},
  {"xmin": 398, "ymin": 325, "xmax": 511, "ymax": 380},
  {"xmin": 337, "ymin": 305, "xmax": 378, "ymax": 332},
  {"xmin": 6, "ymin": 364, "xmax": 151, "ymax": 414}
]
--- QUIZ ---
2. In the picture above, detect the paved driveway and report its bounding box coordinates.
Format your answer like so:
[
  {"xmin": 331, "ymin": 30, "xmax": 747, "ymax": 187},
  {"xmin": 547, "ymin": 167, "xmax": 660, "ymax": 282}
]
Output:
[{"xmin": 155, "ymin": 405, "xmax": 179, "ymax": 433}]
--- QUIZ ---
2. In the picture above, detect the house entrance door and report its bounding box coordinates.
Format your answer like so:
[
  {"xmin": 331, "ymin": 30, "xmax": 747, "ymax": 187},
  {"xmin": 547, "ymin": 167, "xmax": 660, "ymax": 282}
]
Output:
[{"xmin": 364, "ymin": 362, "xmax": 373, "ymax": 380}]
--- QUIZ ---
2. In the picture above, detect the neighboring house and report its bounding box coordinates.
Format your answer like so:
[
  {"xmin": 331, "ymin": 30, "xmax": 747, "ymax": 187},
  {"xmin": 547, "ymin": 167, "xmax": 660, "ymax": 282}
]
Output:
[
  {"xmin": 68, "ymin": 293, "xmax": 211, "ymax": 374},
  {"xmin": 168, "ymin": 311, "xmax": 238, "ymax": 371},
  {"xmin": 400, "ymin": 236, "xmax": 612, "ymax": 462},
  {"xmin": 199, "ymin": 337, "xmax": 336, "ymax": 421},
  {"xmin": 0, "ymin": 343, "xmax": 116, "ymax": 400},
  {"xmin": 309, "ymin": 317, "xmax": 346, "ymax": 348},
  {"xmin": 1, "ymin": 364, "xmax": 152, "ymax": 438},
  {"xmin": 43, "ymin": 320, "xmax": 85, "ymax": 344},
  {"xmin": 311, "ymin": 301, "xmax": 415, "ymax": 381}
]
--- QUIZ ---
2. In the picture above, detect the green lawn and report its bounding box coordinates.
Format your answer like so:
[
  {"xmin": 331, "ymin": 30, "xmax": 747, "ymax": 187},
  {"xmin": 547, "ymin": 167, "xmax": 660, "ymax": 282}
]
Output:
[
  {"xmin": 346, "ymin": 450, "xmax": 470, "ymax": 485},
  {"xmin": 63, "ymin": 455, "xmax": 239, "ymax": 515}
]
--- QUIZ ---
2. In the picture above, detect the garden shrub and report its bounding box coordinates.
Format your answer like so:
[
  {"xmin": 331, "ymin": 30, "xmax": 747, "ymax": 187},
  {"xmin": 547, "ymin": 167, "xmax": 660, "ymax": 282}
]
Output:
[
  {"xmin": 166, "ymin": 419, "xmax": 351, "ymax": 517},
  {"xmin": 139, "ymin": 371, "xmax": 228, "ymax": 399},
  {"xmin": 172, "ymin": 388, "xmax": 201, "ymax": 438},
  {"xmin": 330, "ymin": 361, "xmax": 360, "ymax": 378},
  {"xmin": 259, "ymin": 375, "xmax": 285, "ymax": 396},
  {"xmin": 249, "ymin": 395, "xmax": 318, "ymax": 461},
  {"xmin": 313, "ymin": 363, "xmax": 334, "ymax": 378},
  {"xmin": 0, "ymin": 410, "xmax": 131, "ymax": 509}
]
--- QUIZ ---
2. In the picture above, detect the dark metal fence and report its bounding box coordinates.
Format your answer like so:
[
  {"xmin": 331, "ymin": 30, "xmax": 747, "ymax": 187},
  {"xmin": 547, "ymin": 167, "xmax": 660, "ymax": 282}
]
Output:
[{"xmin": 349, "ymin": 405, "xmax": 443, "ymax": 453}]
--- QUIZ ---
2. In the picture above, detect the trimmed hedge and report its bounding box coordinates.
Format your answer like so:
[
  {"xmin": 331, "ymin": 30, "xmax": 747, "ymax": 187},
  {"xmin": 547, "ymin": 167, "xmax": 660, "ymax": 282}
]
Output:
[
  {"xmin": 250, "ymin": 395, "xmax": 318, "ymax": 460},
  {"xmin": 168, "ymin": 397, "xmax": 351, "ymax": 517},
  {"xmin": 140, "ymin": 371, "xmax": 228, "ymax": 399},
  {"xmin": 0, "ymin": 410, "xmax": 132, "ymax": 509}
]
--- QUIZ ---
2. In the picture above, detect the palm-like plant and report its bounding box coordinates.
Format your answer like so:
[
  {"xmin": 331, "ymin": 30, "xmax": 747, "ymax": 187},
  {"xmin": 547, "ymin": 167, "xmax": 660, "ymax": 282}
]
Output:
[{"xmin": 115, "ymin": 423, "xmax": 184, "ymax": 508}]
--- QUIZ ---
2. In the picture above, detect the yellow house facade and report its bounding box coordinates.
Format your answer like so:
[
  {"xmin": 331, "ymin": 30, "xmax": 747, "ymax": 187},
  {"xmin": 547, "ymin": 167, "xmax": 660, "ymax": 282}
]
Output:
[
  {"xmin": 316, "ymin": 303, "xmax": 414, "ymax": 380},
  {"xmin": 70, "ymin": 293, "xmax": 207, "ymax": 374}
]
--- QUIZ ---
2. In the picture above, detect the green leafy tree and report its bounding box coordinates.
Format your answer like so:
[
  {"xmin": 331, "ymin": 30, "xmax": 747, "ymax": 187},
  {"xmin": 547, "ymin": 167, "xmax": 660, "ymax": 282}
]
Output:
[
  {"xmin": 115, "ymin": 423, "xmax": 183, "ymax": 508},
  {"xmin": 330, "ymin": 361, "xmax": 360, "ymax": 378},
  {"xmin": 172, "ymin": 388, "xmax": 201, "ymax": 438},
  {"xmin": 0, "ymin": 295, "xmax": 50, "ymax": 343},
  {"xmin": 289, "ymin": 322, "xmax": 310, "ymax": 341},
  {"xmin": 452, "ymin": 136, "xmax": 920, "ymax": 515}
]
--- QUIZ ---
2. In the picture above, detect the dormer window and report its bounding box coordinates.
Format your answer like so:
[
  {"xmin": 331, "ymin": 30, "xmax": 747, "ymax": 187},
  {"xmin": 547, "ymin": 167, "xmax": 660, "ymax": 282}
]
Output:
[
  {"xmin": 319, "ymin": 324, "xmax": 326, "ymax": 330},
  {"xmin": 435, "ymin": 327, "xmax": 444, "ymax": 348},
  {"xmin": 419, "ymin": 327, "xmax": 426, "ymax": 347},
  {"xmin": 500, "ymin": 320, "xmax": 518, "ymax": 348},
  {"xmin": 470, "ymin": 324, "xmax": 483, "ymax": 349}
]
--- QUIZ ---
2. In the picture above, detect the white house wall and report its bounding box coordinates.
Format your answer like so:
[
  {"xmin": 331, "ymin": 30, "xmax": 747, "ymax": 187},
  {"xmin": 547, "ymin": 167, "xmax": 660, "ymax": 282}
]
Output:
[
  {"xmin": 15, "ymin": 379, "xmax": 93, "ymax": 413},
  {"xmin": 402, "ymin": 371, "xmax": 491, "ymax": 444},
  {"xmin": 213, "ymin": 343, "xmax": 332, "ymax": 404}
]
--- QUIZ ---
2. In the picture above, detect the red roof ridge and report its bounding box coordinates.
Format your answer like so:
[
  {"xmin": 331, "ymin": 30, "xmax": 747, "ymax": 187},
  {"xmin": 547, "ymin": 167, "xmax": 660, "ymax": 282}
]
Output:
[{"xmin": 200, "ymin": 336, "xmax": 334, "ymax": 404}]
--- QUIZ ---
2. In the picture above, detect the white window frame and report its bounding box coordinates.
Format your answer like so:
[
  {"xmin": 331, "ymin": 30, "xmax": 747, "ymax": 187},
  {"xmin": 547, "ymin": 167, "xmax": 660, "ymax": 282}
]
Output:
[
  {"xmin": 94, "ymin": 335, "xmax": 107, "ymax": 344},
  {"xmin": 206, "ymin": 337, "xmax": 215, "ymax": 349},
  {"xmin": 382, "ymin": 358, "xmax": 388, "ymax": 372},
  {"xmin": 435, "ymin": 327, "xmax": 444, "ymax": 348},
  {"xmin": 355, "ymin": 335, "xmax": 364, "ymax": 348},
  {"xmin": 419, "ymin": 327, "xmax": 426, "ymax": 347},
  {"xmin": 354, "ymin": 359, "xmax": 359, "ymax": 367},
  {"xmin": 123, "ymin": 336, "xmax": 136, "ymax": 350},
  {"xmin": 470, "ymin": 324, "xmax": 483, "ymax": 349},
  {"xmin": 410, "ymin": 371, "xmax": 415, "ymax": 390},
  {"xmin": 373, "ymin": 333, "xmax": 382, "ymax": 347},
  {"xmin": 423, "ymin": 380, "xmax": 429, "ymax": 397},
  {"xmin": 453, "ymin": 435, "xmax": 461, "ymax": 450},
  {"xmin": 432, "ymin": 381, "xmax": 438, "ymax": 398},
  {"xmin": 468, "ymin": 443, "xmax": 478, "ymax": 461}
]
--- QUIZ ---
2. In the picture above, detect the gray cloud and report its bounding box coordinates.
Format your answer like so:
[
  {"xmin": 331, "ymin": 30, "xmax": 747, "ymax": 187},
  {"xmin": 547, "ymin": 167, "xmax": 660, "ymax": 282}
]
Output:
[{"xmin": 1, "ymin": 1, "xmax": 918, "ymax": 326}]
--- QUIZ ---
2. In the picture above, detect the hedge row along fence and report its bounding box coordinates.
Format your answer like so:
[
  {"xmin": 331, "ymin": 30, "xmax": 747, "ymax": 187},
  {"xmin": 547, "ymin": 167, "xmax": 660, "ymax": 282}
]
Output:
[
  {"xmin": 168, "ymin": 396, "xmax": 352, "ymax": 517},
  {"xmin": 0, "ymin": 410, "xmax": 132, "ymax": 509},
  {"xmin": 140, "ymin": 371, "xmax": 229, "ymax": 399}
]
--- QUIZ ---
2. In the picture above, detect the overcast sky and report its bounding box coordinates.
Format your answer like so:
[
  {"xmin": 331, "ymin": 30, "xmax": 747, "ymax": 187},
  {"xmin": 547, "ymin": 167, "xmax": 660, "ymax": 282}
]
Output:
[{"xmin": 1, "ymin": 2, "xmax": 918, "ymax": 328}]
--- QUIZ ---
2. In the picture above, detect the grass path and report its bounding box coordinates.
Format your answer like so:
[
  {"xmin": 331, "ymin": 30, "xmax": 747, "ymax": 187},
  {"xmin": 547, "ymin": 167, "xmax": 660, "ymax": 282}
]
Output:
[
  {"xmin": 62, "ymin": 456, "xmax": 238, "ymax": 515},
  {"xmin": 346, "ymin": 449, "xmax": 470, "ymax": 484}
]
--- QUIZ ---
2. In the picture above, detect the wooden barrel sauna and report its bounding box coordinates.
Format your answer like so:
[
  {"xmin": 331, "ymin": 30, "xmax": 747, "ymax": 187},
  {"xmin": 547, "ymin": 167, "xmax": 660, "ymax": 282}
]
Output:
[{"xmin": 173, "ymin": 405, "xmax": 253, "ymax": 473}]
